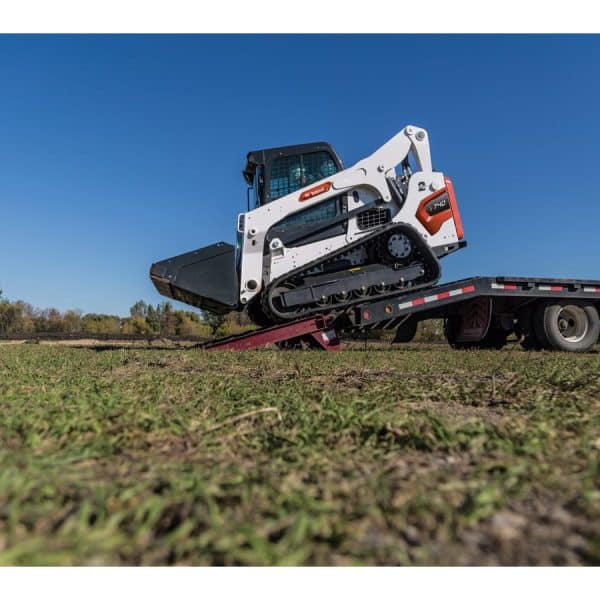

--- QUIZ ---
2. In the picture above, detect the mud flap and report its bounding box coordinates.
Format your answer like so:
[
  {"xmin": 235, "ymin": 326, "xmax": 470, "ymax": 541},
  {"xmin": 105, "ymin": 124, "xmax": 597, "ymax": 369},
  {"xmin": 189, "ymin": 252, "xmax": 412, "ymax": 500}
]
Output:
[
  {"xmin": 392, "ymin": 316, "xmax": 418, "ymax": 343},
  {"xmin": 456, "ymin": 298, "xmax": 492, "ymax": 343},
  {"xmin": 150, "ymin": 242, "xmax": 239, "ymax": 314}
]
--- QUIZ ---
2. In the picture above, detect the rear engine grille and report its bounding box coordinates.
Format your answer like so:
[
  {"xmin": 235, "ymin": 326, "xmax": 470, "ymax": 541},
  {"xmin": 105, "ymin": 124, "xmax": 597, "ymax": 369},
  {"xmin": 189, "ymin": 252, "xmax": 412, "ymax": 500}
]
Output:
[{"xmin": 357, "ymin": 208, "xmax": 391, "ymax": 231}]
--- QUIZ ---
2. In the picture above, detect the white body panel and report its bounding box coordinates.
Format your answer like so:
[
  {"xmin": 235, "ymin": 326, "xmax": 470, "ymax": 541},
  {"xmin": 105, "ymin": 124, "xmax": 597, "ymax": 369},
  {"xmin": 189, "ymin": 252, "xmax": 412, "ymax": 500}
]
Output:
[{"xmin": 238, "ymin": 125, "xmax": 461, "ymax": 305}]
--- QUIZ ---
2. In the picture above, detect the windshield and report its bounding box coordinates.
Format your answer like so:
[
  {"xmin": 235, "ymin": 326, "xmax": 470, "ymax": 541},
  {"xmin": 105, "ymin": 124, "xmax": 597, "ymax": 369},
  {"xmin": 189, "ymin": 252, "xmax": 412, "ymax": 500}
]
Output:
[{"xmin": 268, "ymin": 151, "xmax": 338, "ymax": 201}]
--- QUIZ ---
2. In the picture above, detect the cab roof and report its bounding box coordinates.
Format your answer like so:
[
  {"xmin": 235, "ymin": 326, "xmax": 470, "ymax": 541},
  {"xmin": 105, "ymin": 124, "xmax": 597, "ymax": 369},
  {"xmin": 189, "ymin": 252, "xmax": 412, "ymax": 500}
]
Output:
[{"xmin": 242, "ymin": 141, "xmax": 343, "ymax": 185}]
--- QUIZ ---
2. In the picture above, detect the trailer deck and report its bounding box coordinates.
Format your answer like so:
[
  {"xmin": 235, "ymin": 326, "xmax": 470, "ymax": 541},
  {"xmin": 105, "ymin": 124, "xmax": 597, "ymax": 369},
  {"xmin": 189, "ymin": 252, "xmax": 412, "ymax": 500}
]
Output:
[{"xmin": 199, "ymin": 275, "xmax": 600, "ymax": 352}]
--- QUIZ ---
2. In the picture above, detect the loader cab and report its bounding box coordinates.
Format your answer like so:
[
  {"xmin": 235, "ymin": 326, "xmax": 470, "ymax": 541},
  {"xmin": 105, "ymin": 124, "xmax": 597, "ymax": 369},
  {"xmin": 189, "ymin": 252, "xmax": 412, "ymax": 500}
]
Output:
[{"xmin": 243, "ymin": 142, "xmax": 343, "ymax": 208}]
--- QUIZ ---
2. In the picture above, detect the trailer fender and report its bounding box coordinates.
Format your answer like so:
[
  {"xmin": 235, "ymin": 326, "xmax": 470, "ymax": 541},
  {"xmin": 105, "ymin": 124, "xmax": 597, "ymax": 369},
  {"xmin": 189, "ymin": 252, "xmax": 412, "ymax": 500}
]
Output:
[{"xmin": 454, "ymin": 297, "xmax": 492, "ymax": 343}]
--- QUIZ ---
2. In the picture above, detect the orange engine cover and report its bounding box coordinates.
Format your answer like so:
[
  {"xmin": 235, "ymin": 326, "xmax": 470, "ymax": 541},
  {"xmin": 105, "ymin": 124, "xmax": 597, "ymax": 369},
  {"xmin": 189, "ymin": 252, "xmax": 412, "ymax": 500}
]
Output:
[{"xmin": 415, "ymin": 176, "xmax": 464, "ymax": 240}]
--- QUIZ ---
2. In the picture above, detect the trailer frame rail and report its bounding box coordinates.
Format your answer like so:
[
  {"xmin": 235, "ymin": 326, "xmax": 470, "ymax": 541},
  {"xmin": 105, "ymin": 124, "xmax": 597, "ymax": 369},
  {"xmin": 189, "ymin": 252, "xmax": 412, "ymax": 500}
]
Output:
[{"xmin": 353, "ymin": 276, "xmax": 600, "ymax": 329}]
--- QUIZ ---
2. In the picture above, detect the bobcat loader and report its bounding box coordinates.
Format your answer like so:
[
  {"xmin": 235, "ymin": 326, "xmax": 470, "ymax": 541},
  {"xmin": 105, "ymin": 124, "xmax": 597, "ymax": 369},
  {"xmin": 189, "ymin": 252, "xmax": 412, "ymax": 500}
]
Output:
[{"xmin": 150, "ymin": 125, "xmax": 465, "ymax": 326}]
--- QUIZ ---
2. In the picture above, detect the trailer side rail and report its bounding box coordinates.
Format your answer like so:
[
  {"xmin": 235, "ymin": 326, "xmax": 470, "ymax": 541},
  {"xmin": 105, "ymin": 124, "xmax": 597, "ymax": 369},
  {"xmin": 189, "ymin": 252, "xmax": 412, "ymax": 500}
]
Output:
[{"xmin": 354, "ymin": 276, "xmax": 600, "ymax": 329}]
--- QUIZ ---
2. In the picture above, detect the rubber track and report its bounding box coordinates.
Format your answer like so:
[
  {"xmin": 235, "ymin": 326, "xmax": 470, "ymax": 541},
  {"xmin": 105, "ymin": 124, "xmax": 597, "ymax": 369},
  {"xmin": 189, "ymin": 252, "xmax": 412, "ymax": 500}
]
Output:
[{"xmin": 261, "ymin": 222, "xmax": 441, "ymax": 323}]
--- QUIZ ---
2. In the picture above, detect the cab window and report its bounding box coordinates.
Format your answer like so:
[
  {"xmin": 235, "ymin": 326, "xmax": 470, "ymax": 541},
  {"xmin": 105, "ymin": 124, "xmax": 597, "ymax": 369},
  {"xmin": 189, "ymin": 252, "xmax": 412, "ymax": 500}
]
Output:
[{"xmin": 269, "ymin": 151, "xmax": 338, "ymax": 201}]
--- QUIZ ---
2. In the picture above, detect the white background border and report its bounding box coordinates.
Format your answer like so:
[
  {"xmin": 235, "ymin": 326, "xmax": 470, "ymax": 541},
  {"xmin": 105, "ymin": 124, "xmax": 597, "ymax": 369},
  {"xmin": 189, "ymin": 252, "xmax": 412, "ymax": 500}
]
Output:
[
  {"xmin": 1, "ymin": 0, "xmax": 600, "ymax": 33},
  {"xmin": 1, "ymin": 2, "xmax": 597, "ymax": 596},
  {"xmin": 1, "ymin": 566, "xmax": 598, "ymax": 598}
]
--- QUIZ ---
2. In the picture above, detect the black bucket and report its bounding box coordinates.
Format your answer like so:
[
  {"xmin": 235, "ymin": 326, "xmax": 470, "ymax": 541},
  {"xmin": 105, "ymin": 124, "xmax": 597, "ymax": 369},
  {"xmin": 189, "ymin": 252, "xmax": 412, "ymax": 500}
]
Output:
[{"xmin": 150, "ymin": 242, "xmax": 240, "ymax": 314}]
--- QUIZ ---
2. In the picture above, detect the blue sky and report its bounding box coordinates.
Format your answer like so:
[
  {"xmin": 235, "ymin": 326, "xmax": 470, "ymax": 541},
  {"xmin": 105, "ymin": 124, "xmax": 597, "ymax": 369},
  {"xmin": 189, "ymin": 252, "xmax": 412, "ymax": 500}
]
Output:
[{"xmin": 1, "ymin": 34, "xmax": 599, "ymax": 315}]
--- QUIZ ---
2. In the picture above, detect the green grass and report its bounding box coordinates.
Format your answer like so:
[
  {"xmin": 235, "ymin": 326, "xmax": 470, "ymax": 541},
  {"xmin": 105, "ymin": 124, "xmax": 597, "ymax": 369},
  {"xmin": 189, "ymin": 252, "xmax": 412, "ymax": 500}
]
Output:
[{"xmin": 0, "ymin": 343, "xmax": 598, "ymax": 565}]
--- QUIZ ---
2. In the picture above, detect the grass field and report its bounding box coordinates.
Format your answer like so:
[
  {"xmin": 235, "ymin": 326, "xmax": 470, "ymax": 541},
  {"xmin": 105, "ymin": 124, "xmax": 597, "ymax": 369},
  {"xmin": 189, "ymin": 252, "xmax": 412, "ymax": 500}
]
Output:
[{"xmin": 0, "ymin": 342, "xmax": 598, "ymax": 565}]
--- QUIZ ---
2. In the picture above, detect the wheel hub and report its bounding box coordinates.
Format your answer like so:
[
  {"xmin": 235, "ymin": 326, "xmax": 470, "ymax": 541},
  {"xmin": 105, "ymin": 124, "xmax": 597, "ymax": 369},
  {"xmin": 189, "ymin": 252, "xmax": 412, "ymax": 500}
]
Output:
[{"xmin": 556, "ymin": 305, "xmax": 588, "ymax": 342}]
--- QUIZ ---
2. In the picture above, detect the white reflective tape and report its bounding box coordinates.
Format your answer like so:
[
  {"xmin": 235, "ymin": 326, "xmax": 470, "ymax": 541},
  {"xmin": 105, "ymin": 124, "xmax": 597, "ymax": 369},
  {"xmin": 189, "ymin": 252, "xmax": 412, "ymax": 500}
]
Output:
[
  {"xmin": 491, "ymin": 282, "xmax": 504, "ymax": 289},
  {"xmin": 538, "ymin": 285, "xmax": 551, "ymax": 291},
  {"xmin": 398, "ymin": 286, "xmax": 466, "ymax": 312}
]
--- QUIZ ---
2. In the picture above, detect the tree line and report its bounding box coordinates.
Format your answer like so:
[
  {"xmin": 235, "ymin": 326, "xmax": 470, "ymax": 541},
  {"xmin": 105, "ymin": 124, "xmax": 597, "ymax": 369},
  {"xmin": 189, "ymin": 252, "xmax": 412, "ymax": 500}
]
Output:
[
  {"xmin": 0, "ymin": 288, "xmax": 445, "ymax": 341},
  {"xmin": 0, "ymin": 289, "xmax": 254, "ymax": 338}
]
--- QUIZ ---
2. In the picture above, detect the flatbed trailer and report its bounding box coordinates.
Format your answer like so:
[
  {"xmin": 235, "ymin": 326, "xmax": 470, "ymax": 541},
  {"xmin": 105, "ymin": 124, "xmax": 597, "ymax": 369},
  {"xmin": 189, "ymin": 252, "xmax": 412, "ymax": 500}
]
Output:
[
  {"xmin": 201, "ymin": 275, "xmax": 600, "ymax": 352},
  {"xmin": 352, "ymin": 275, "xmax": 600, "ymax": 352}
]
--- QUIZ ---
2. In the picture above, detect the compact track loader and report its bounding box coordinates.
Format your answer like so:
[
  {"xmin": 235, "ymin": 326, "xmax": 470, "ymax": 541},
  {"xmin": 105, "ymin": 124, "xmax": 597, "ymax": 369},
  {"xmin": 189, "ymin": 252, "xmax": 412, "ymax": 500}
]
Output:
[{"xmin": 150, "ymin": 125, "xmax": 466, "ymax": 326}]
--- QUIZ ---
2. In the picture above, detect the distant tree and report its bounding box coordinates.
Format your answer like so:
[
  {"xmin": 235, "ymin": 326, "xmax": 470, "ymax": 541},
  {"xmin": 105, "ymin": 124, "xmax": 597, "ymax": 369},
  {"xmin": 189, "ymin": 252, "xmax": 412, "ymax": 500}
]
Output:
[
  {"xmin": 122, "ymin": 315, "xmax": 152, "ymax": 335},
  {"xmin": 81, "ymin": 314, "xmax": 121, "ymax": 334},
  {"xmin": 224, "ymin": 310, "xmax": 255, "ymax": 335},
  {"xmin": 203, "ymin": 309, "xmax": 227, "ymax": 336},
  {"xmin": 175, "ymin": 312, "xmax": 210, "ymax": 337},
  {"xmin": 0, "ymin": 294, "xmax": 241, "ymax": 338},
  {"xmin": 158, "ymin": 301, "xmax": 176, "ymax": 336},
  {"xmin": 14, "ymin": 301, "xmax": 35, "ymax": 333},
  {"xmin": 0, "ymin": 299, "xmax": 22, "ymax": 335},
  {"xmin": 146, "ymin": 305, "xmax": 160, "ymax": 332},
  {"xmin": 63, "ymin": 309, "xmax": 82, "ymax": 333},
  {"xmin": 41, "ymin": 308, "xmax": 65, "ymax": 333},
  {"xmin": 130, "ymin": 300, "xmax": 148, "ymax": 318},
  {"xmin": 414, "ymin": 319, "xmax": 445, "ymax": 342}
]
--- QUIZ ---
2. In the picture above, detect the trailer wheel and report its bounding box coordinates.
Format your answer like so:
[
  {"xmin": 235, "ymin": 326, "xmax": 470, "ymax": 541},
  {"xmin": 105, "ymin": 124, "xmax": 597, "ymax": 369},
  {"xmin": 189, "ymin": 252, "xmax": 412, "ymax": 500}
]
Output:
[
  {"xmin": 534, "ymin": 301, "xmax": 599, "ymax": 352},
  {"xmin": 482, "ymin": 324, "xmax": 510, "ymax": 349},
  {"xmin": 444, "ymin": 316, "xmax": 508, "ymax": 350},
  {"xmin": 516, "ymin": 305, "xmax": 543, "ymax": 350},
  {"xmin": 532, "ymin": 302, "xmax": 553, "ymax": 350},
  {"xmin": 444, "ymin": 316, "xmax": 471, "ymax": 349}
]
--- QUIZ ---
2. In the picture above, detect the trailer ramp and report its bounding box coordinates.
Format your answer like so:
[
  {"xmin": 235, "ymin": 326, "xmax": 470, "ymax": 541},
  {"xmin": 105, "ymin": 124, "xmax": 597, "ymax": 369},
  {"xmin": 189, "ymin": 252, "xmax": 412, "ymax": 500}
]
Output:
[{"xmin": 202, "ymin": 315, "xmax": 340, "ymax": 351}]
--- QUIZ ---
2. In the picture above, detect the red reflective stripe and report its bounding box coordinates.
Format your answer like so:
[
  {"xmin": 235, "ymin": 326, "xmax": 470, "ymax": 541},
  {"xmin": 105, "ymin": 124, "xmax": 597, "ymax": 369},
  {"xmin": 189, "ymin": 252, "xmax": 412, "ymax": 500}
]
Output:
[
  {"xmin": 412, "ymin": 297, "xmax": 426, "ymax": 306},
  {"xmin": 461, "ymin": 285, "xmax": 476, "ymax": 293},
  {"xmin": 503, "ymin": 284, "xmax": 517, "ymax": 290},
  {"xmin": 550, "ymin": 285, "xmax": 563, "ymax": 292},
  {"xmin": 437, "ymin": 291, "xmax": 450, "ymax": 300}
]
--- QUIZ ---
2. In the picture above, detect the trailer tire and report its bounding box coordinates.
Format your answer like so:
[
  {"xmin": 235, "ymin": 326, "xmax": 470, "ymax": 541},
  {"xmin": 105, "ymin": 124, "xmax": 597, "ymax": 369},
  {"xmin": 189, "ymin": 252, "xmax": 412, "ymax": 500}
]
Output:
[
  {"xmin": 482, "ymin": 324, "xmax": 509, "ymax": 350},
  {"xmin": 444, "ymin": 316, "xmax": 471, "ymax": 349},
  {"xmin": 532, "ymin": 302, "xmax": 552, "ymax": 350},
  {"xmin": 444, "ymin": 316, "xmax": 508, "ymax": 350},
  {"xmin": 534, "ymin": 301, "xmax": 599, "ymax": 352}
]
